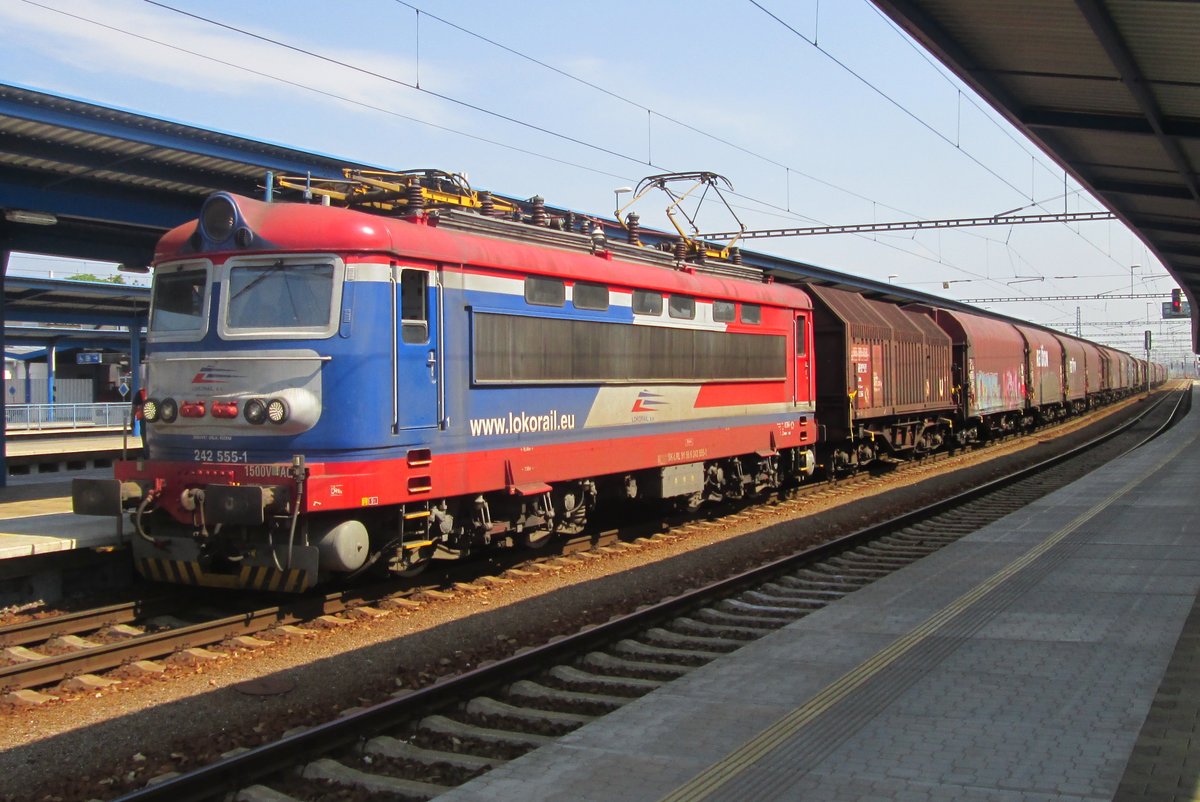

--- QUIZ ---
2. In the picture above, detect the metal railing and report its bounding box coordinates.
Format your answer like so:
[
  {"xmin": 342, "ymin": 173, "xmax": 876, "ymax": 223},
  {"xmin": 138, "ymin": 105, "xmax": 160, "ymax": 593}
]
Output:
[{"xmin": 5, "ymin": 402, "xmax": 130, "ymax": 431}]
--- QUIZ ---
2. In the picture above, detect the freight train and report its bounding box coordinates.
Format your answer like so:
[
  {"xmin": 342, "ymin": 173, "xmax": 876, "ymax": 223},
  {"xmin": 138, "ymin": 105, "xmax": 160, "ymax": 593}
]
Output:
[{"xmin": 72, "ymin": 171, "xmax": 1165, "ymax": 591}]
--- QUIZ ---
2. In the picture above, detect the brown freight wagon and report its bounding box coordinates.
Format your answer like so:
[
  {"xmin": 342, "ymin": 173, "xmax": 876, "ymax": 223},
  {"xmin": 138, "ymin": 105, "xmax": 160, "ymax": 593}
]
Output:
[
  {"xmin": 1052, "ymin": 332, "xmax": 1090, "ymax": 414},
  {"xmin": 1099, "ymin": 347, "xmax": 1127, "ymax": 396},
  {"xmin": 808, "ymin": 285, "xmax": 954, "ymax": 466},
  {"xmin": 1077, "ymin": 339, "xmax": 1105, "ymax": 402}
]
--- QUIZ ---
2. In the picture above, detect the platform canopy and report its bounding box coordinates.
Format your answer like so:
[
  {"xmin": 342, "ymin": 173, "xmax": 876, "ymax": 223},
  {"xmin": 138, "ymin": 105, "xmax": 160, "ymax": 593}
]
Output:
[
  {"xmin": 4, "ymin": 276, "xmax": 147, "ymax": 325},
  {"xmin": 0, "ymin": 81, "xmax": 379, "ymax": 267},
  {"xmin": 872, "ymin": 0, "xmax": 1200, "ymax": 351}
]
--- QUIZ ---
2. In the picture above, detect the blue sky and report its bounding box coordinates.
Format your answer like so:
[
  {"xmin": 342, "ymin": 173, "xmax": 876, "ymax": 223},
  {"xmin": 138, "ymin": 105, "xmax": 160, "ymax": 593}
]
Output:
[{"xmin": 0, "ymin": 0, "xmax": 1188, "ymax": 359}]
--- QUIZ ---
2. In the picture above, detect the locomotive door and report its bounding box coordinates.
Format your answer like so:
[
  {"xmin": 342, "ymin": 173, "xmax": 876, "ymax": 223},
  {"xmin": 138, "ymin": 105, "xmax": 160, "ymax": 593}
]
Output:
[
  {"xmin": 794, "ymin": 312, "xmax": 812, "ymax": 405},
  {"xmin": 395, "ymin": 266, "xmax": 442, "ymax": 432}
]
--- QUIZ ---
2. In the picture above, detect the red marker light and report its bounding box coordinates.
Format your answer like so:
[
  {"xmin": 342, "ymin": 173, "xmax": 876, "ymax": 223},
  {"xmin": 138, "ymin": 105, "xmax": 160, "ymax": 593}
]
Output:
[
  {"xmin": 180, "ymin": 401, "xmax": 207, "ymax": 418},
  {"xmin": 211, "ymin": 401, "xmax": 239, "ymax": 419}
]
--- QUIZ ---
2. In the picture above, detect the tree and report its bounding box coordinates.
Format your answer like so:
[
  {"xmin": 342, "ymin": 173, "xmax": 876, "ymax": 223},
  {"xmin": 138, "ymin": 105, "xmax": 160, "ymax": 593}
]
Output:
[{"xmin": 68, "ymin": 273, "xmax": 126, "ymax": 284}]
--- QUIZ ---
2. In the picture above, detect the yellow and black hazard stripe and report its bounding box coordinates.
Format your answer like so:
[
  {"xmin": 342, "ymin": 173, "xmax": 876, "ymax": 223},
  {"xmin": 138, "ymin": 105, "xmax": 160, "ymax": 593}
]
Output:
[
  {"xmin": 239, "ymin": 564, "xmax": 313, "ymax": 593},
  {"xmin": 136, "ymin": 557, "xmax": 311, "ymax": 591},
  {"xmin": 137, "ymin": 556, "xmax": 207, "ymax": 586}
]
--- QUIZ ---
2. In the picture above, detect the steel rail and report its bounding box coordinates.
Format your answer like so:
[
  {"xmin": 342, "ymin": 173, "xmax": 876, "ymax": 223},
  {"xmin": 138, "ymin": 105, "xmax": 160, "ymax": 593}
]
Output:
[
  {"xmin": 0, "ymin": 597, "xmax": 181, "ymax": 648},
  {"xmin": 0, "ymin": 592, "xmax": 354, "ymax": 692}
]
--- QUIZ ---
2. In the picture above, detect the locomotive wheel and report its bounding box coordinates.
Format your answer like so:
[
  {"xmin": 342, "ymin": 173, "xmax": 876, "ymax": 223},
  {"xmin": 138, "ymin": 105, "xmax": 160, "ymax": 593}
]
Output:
[
  {"xmin": 520, "ymin": 528, "xmax": 554, "ymax": 549},
  {"xmin": 395, "ymin": 545, "xmax": 435, "ymax": 577},
  {"xmin": 675, "ymin": 492, "xmax": 704, "ymax": 513}
]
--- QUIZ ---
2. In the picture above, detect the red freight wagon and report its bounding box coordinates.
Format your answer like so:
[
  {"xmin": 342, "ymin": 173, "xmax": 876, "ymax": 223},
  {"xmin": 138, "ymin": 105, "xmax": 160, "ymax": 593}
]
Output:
[{"xmin": 922, "ymin": 308, "xmax": 1026, "ymax": 422}]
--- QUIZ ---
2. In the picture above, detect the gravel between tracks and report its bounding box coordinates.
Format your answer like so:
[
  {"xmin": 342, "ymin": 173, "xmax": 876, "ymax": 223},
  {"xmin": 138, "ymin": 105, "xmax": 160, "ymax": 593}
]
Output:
[{"xmin": 0, "ymin": 395, "xmax": 1158, "ymax": 801}]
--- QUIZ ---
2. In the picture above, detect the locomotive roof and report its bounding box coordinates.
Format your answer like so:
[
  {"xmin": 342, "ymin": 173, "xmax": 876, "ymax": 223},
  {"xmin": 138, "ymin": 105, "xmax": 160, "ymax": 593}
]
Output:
[{"xmin": 157, "ymin": 194, "xmax": 814, "ymax": 309}]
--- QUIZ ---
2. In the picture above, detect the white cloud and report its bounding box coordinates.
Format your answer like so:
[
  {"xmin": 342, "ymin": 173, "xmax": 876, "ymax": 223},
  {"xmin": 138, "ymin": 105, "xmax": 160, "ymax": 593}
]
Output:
[{"xmin": 0, "ymin": 1, "xmax": 446, "ymax": 126}]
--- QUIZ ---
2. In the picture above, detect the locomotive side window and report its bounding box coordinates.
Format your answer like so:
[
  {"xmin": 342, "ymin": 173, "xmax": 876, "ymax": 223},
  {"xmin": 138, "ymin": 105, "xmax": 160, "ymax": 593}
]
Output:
[
  {"xmin": 669, "ymin": 295, "xmax": 696, "ymax": 320},
  {"xmin": 473, "ymin": 312, "xmax": 786, "ymax": 383},
  {"xmin": 742, "ymin": 304, "xmax": 761, "ymax": 324},
  {"xmin": 401, "ymin": 270, "xmax": 429, "ymax": 344},
  {"xmin": 713, "ymin": 300, "xmax": 736, "ymax": 322},
  {"xmin": 226, "ymin": 260, "xmax": 335, "ymax": 331},
  {"xmin": 150, "ymin": 265, "xmax": 209, "ymax": 337},
  {"xmin": 525, "ymin": 277, "xmax": 565, "ymax": 307},
  {"xmin": 632, "ymin": 290, "xmax": 663, "ymax": 316},
  {"xmin": 796, "ymin": 315, "xmax": 807, "ymax": 356},
  {"xmin": 572, "ymin": 281, "xmax": 609, "ymax": 311}
]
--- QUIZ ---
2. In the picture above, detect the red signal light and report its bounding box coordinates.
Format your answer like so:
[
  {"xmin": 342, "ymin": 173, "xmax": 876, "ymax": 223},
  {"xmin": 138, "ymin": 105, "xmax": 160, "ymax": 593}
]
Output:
[{"xmin": 1172, "ymin": 288, "xmax": 1182, "ymax": 312}]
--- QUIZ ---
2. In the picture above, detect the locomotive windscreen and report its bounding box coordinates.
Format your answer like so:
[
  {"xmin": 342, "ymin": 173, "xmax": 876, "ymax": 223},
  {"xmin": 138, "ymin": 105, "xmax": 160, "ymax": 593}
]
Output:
[
  {"xmin": 225, "ymin": 261, "xmax": 335, "ymax": 331},
  {"xmin": 150, "ymin": 266, "xmax": 208, "ymax": 334}
]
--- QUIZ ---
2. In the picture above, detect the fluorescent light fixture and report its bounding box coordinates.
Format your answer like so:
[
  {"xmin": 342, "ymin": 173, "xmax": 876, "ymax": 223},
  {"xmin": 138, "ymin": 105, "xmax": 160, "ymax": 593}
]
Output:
[
  {"xmin": 4, "ymin": 210, "xmax": 58, "ymax": 226},
  {"xmin": 117, "ymin": 264, "xmax": 150, "ymax": 274}
]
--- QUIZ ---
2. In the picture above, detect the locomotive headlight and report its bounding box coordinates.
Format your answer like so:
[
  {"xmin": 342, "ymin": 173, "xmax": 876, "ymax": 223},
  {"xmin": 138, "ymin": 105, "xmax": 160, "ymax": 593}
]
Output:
[
  {"xmin": 200, "ymin": 195, "xmax": 237, "ymax": 242},
  {"xmin": 160, "ymin": 397, "xmax": 179, "ymax": 423},
  {"xmin": 141, "ymin": 398, "xmax": 159, "ymax": 423},
  {"xmin": 243, "ymin": 398, "xmax": 267, "ymax": 425},
  {"xmin": 266, "ymin": 398, "xmax": 289, "ymax": 424}
]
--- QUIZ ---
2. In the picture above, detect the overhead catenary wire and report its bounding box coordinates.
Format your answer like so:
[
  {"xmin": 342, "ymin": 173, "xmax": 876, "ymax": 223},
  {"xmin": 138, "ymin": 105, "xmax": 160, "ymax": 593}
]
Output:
[
  {"xmin": 144, "ymin": 0, "xmax": 1066, "ymax": 271},
  {"xmin": 134, "ymin": 0, "xmax": 1067, "ymax": 294}
]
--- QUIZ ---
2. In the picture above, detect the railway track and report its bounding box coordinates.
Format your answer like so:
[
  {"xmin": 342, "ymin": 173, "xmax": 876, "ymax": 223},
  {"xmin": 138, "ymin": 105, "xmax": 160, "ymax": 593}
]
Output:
[
  {"xmin": 107, "ymin": 388, "xmax": 1188, "ymax": 802},
  {"xmin": 0, "ymin": 582, "xmax": 456, "ymax": 694},
  {"xmin": 0, "ymin": 394, "xmax": 1150, "ymax": 698}
]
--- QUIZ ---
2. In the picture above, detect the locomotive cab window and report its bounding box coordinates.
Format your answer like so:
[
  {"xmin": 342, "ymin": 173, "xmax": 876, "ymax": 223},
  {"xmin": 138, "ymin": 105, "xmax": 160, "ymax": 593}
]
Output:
[
  {"xmin": 633, "ymin": 289, "xmax": 663, "ymax": 316},
  {"xmin": 401, "ymin": 269, "xmax": 429, "ymax": 344},
  {"xmin": 669, "ymin": 295, "xmax": 696, "ymax": 319},
  {"xmin": 150, "ymin": 262, "xmax": 211, "ymax": 341},
  {"xmin": 713, "ymin": 300, "xmax": 736, "ymax": 323},
  {"xmin": 572, "ymin": 281, "xmax": 609, "ymax": 311},
  {"xmin": 741, "ymin": 304, "xmax": 761, "ymax": 324},
  {"xmin": 525, "ymin": 277, "xmax": 565, "ymax": 307},
  {"xmin": 219, "ymin": 255, "xmax": 341, "ymax": 340}
]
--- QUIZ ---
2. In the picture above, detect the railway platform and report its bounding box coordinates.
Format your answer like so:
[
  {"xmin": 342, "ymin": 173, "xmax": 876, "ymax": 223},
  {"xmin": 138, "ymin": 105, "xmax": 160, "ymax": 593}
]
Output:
[
  {"xmin": 0, "ymin": 468, "xmax": 125, "ymax": 562},
  {"xmin": 0, "ymin": 431, "xmax": 133, "ymax": 604},
  {"xmin": 5, "ymin": 428, "xmax": 137, "ymax": 476},
  {"xmin": 0, "ymin": 467, "xmax": 129, "ymax": 606},
  {"xmin": 440, "ymin": 386, "xmax": 1200, "ymax": 802},
  {"xmin": 0, "ymin": 428, "xmax": 135, "ymax": 561}
]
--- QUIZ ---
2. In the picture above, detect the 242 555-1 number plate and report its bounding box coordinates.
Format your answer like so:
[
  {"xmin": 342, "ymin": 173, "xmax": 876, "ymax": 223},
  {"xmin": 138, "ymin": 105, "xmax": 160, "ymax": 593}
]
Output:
[{"xmin": 193, "ymin": 449, "xmax": 249, "ymax": 463}]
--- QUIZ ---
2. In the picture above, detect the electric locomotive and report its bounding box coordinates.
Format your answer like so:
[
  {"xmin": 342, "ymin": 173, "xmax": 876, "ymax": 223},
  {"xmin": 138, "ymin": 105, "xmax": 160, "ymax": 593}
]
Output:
[{"xmin": 73, "ymin": 174, "xmax": 819, "ymax": 591}]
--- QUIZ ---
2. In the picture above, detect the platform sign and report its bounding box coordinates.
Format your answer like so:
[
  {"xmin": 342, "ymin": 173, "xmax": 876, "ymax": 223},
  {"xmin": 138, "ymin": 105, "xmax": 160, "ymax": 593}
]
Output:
[
  {"xmin": 1162, "ymin": 301, "xmax": 1191, "ymax": 319},
  {"xmin": 76, "ymin": 352, "xmax": 102, "ymax": 364}
]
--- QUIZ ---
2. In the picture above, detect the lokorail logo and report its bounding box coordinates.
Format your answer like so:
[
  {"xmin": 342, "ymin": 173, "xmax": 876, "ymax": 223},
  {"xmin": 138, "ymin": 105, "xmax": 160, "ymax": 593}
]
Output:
[
  {"xmin": 631, "ymin": 390, "xmax": 666, "ymax": 413},
  {"xmin": 191, "ymin": 366, "xmax": 243, "ymax": 385}
]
